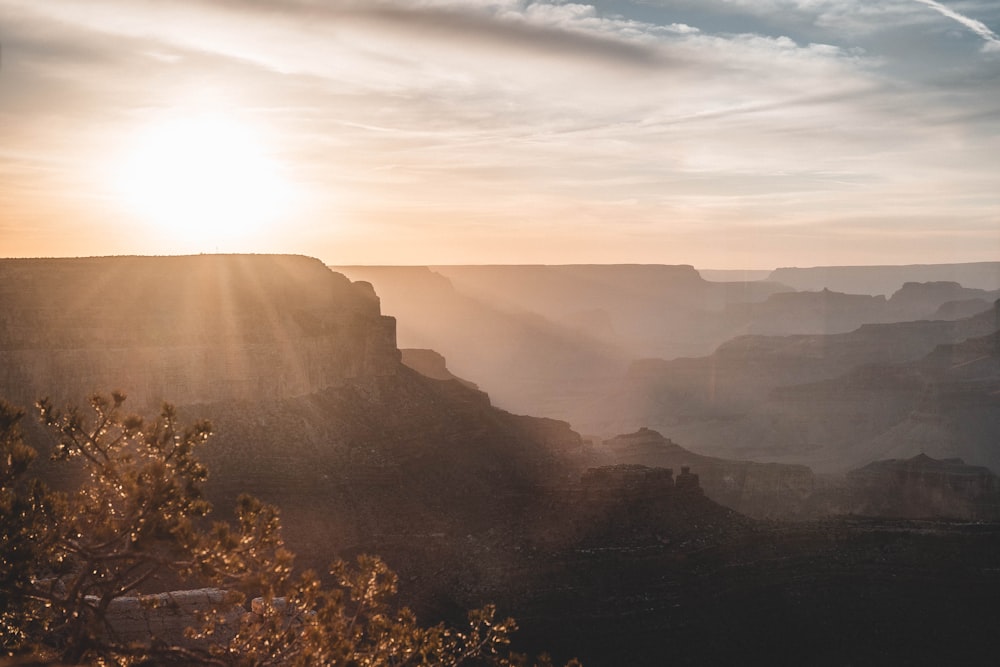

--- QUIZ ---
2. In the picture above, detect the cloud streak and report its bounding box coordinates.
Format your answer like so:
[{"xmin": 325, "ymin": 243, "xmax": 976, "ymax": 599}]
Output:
[
  {"xmin": 191, "ymin": 0, "xmax": 672, "ymax": 69},
  {"xmin": 912, "ymin": 0, "xmax": 1000, "ymax": 49},
  {"xmin": 1, "ymin": 0, "xmax": 998, "ymax": 267}
]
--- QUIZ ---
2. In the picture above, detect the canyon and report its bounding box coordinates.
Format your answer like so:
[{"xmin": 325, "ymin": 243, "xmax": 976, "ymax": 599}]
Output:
[
  {"xmin": 336, "ymin": 264, "xmax": 1000, "ymax": 483},
  {"xmin": 5, "ymin": 254, "xmax": 1000, "ymax": 665}
]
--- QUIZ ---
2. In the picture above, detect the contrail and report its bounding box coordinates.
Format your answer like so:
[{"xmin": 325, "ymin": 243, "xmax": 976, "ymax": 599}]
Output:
[{"xmin": 913, "ymin": 0, "xmax": 1000, "ymax": 49}]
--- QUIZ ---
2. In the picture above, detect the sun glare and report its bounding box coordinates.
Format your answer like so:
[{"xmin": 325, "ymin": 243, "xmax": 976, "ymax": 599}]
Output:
[{"xmin": 115, "ymin": 114, "xmax": 292, "ymax": 245}]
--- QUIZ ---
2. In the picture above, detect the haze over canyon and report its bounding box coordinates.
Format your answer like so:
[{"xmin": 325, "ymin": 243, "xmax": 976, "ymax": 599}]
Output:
[{"xmin": 4, "ymin": 254, "xmax": 1000, "ymax": 664}]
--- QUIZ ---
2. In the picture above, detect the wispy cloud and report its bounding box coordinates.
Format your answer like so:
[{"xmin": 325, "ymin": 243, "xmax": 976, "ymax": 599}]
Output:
[
  {"xmin": 912, "ymin": 0, "xmax": 1000, "ymax": 50},
  {"xmin": 1, "ymin": 0, "xmax": 998, "ymax": 266},
  {"xmin": 161, "ymin": 0, "xmax": 675, "ymax": 69}
]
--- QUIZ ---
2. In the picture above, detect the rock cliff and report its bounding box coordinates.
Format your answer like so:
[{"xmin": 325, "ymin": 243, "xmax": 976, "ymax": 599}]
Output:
[
  {"xmin": 725, "ymin": 288, "xmax": 889, "ymax": 335},
  {"xmin": 582, "ymin": 303, "xmax": 1000, "ymax": 462},
  {"xmin": 401, "ymin": 348, "xmax": 479, "ymax": 390},
  {"xmin": 598, "ymin": 428, "xmax": 817, "ymax": 518},
  {"xmin": 847, "ymin": 454, "xmax": 1000, "ymax": 520},
  {"xmin": 887, "ymin": 281, "xmax": 1000, "ymax": 320},
  {"xmin": 0, "ymin": 255, "xmax": 400, "ymax": 409},
  {"xmin": 331, "ymin": 265, "xmax": 630, "ymax": 424}
]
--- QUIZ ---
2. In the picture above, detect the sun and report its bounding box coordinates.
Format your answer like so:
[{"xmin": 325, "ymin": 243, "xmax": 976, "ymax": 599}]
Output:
[{"xmin": 115, "ymin": 114, "xmax": 292, "ymax": 245}]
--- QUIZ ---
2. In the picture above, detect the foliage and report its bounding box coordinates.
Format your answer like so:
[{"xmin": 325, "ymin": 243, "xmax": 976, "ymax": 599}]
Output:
[
  {"xmin": 0, "ymin": 400, "xmax": 52, "ymax": 654},
  {"xmin": 217, "ymin": 554, "xmax": 530, "ymax": 667},
  {"xmin": 0, "ymin": 394, "xmax": 578, "ymax": 667}
]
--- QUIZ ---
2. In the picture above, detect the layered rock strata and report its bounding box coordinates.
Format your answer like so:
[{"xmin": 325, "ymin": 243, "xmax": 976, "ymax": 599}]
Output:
[
  {"xmin": 847, "ymin": 454, "xmax": 1000, "ymax": 520},
  {"xmin": 0, "ymin": 255, "xmax": 399, "ymax": 409}
]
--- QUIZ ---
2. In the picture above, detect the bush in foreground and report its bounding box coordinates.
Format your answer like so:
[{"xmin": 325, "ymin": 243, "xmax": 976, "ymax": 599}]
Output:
[{"xmin": 0, "ymin": 394, "xmax": 577, "ymax": 667}]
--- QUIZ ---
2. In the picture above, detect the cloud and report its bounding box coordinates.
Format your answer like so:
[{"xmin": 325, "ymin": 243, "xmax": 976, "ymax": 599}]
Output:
[
  {"xmin": 912, "ymin": 0, "xmax": 1000, "ymax": 49},
  {"xmin": 2, "ymin": 0, "xmax": 998, "ymax": 265},
  {"xmin": 182, "ymin": 0, "xmax": 674, "ymax": 69},
  {"xmin": 8, "ymin": 0, "xmax": 861, "ymax": 81},
  {"xmin": 641, "ymin": 0, "xmax": 998, "ymax": 46}
]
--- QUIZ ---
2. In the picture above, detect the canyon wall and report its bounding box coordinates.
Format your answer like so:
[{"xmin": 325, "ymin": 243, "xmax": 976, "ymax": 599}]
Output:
[
  {"xmin": 597, "ymin": 428, "xmax": 817, "ymax": 518},
  {"xmin": 847, "ymin": 454, "xmax": 1000, "ymax": 520},
  {"xmin": 0, "ymin": 255, "xmax": 400, "ymax": 409}
]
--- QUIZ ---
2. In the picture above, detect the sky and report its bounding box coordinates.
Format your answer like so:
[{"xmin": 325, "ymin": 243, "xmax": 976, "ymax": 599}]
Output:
[{"xmin": 0, "ymin": 0, "xmax": 998, "ymax": 269}]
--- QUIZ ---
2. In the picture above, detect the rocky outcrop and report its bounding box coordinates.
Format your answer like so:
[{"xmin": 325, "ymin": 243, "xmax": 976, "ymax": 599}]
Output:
[
  {"xmin": 767, "ymin": 329, "xmax": 1000, "ymax": 472},
  {"xmin": 887, "ymin": 282, "xmax": 1000, "ymax": 320},
  {"xmin": 527, "ymin": 460, "xmax": 744, "ymax": 554},
  {"xmin": 91, "ymin": 588, "xmax": 306, "ymax": 650},
  {"xmin": 331, "ymin": 265, "xmax": 631, "ymax": 425},
  {"xmin": 597, "ymin": 428, "xmax": 816, "ymax": 519},
  {"xmin": 580, "ymin": 463, "xmax": 680, "ymax": 501},
  {"xmin": 847, "ymin": 454, "xmax": 1000, "ymax": 520},
  {"xmin": 0, "ymin": 255, "xmax": 400, "ymax": 409},
  {"xmin": 91, "ymin": 588, "xmax": 241, "ymax": 648},
  {"xmin": 726, "ymin": 288, "xmax": 890, "ymax": 335},
  {"xmin": 580, "ymin": 303, "xmax": 1000, "ymax": 459},
  {"xmin": 930, "ymin": 298, "xmax": 995, "ymax": 320},
  {"xmin": 662, "ymin": 323, "xmax": 1000, "ymax": 475},
  {"xmin": 401, "ymin": 348, "xmax": 479, "ymax": 390}
]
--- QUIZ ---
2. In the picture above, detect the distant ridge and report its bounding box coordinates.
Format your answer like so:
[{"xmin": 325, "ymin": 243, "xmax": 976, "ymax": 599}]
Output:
[
  {"xmin": 770, "ymin": 262, "xmax": 1000, "ymax": 295},
  {"xmin": 698, "ymin": 268, "xmax": 773, "ymax": 282}
]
